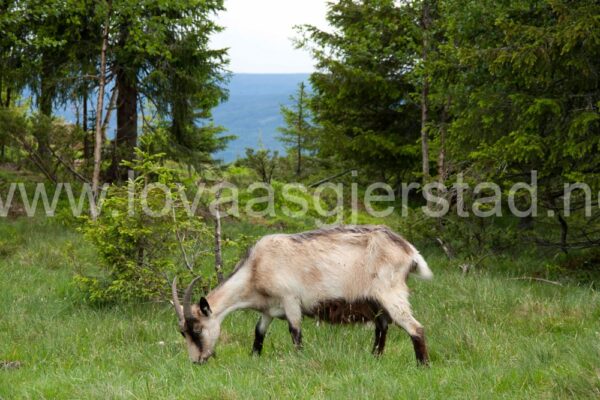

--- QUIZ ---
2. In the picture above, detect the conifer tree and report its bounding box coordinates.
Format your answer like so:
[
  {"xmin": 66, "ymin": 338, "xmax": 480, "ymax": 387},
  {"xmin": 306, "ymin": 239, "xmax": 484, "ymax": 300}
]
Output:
[{"xmin": 277, "ymin": 82, "xmax": 315, "ymax": 177}]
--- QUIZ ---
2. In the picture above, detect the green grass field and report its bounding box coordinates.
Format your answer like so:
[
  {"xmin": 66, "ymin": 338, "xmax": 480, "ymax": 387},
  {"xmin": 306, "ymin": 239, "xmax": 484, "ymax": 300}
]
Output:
[{"xmin": 1, "ymin": 218, "xmax": 599, "ymax": 399}]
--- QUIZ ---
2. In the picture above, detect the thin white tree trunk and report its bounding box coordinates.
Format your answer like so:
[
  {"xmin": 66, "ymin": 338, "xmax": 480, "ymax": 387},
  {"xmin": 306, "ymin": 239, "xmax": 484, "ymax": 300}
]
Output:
[
  {"xmin": 92, "ymin": 2, "xmax": 111, "ymax": 219},
  {"xmin": 101, "ymin": 85, "xmax": 118, "ymax": 140},
  {"xmin": 437, "ymin": 100, "xmax": 449, "ymax": 183},
  {"xmin": 214, "ymin": 188, "xmax": 224, "ymax": 283},
  {"xmin": 420, "ymin": 0, "xmax": 431, "ymax": 181},
  {"xmin": 421, "ymin": 80, "xmax": 430, "ymax": 180}
]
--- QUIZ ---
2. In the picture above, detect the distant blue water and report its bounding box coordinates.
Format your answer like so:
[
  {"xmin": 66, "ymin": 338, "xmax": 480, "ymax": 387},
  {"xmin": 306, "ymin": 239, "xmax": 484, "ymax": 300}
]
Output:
[{"xmin": 41, "ymin": 73, "xmax": 310, "ymax": 163}]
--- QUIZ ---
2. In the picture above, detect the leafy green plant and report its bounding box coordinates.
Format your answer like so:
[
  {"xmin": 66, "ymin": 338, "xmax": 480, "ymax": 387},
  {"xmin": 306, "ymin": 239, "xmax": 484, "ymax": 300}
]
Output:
[{"xmin": 76, "ymin": 151, "xmax": 213, "ymax": 304}]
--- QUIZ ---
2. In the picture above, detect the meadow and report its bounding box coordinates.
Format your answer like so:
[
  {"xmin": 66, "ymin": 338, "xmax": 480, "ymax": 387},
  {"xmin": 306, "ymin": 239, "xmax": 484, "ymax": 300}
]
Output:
[{"xmin": 1, "ymin": 218, "xmax": 599, "ymax": 399}]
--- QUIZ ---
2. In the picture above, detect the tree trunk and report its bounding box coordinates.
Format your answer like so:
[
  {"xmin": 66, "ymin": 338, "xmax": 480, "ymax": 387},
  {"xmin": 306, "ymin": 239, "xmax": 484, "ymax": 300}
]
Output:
[
  {"xmin": 557, "ymin": 213, "xmax": 569, "ymax": 254},
  {"xmin": 421, "ymin": 83, "xmax": 429, "ymax": 180},
  {"xmin": 109, "ymin": 69, "xmax": 137, "ymax": 182},
  {"xmin": 437, "ymin": 100, "xmax": 449, "ymax": 183},
  {"xmin": 92, "ymin": 2, "xmax": 111, "ymax": 217},
  {"xmin": 0, "ymin": 76, "xmax": 11, "ymax": 107},
  {"xmin": 83, "ymin": 89, "xmax": 92, "ymax": 160},
  {"xmin": 38, "ymin": 56, "xmax": 54, "ymax": 161},
  {"xmin": 296, "ymin": 83, "xmax": 305, "ymax": 177},
  {"xmin": 297, "ymin": 136, "xmax": 302, "ymax": 177},
  {"xmin": 420, "ymin": 0, "xmax": 431, "ymax": 181},
  {"xmin": 214, "ymin": 189, "xmax": 224, "ymax": 283},
  {"xmin": 102, "ymin": 85, "xmax": 118, "ymax": 139}
]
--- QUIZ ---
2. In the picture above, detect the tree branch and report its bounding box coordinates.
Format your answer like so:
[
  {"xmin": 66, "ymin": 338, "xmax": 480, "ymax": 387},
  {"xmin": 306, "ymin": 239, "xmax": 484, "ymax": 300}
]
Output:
[
  {"xmin": 48, "ymin": 146, "xmax": 90, "ymax": 184},
  {"xmin": 509, "ymin": 277, "xmax": 562, "ymax": 286},
  {"xmin": 172, "ymin": 205, "xmax": 194, "ymax": 273}
]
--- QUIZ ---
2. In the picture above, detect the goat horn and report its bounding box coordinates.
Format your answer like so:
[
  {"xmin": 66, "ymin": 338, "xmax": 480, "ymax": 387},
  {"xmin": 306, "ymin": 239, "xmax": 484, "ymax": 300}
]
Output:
[
  {"xmin": 183, "ymin": 276, "xmax": 202, "ymax": 321},
  {"xmin": 171, "ymin": 277, "xmax": 184, "ymax": 321}
]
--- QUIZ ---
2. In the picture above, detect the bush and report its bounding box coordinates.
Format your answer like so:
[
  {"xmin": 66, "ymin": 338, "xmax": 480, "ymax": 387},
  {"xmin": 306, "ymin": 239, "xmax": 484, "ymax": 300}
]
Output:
[{"xmin": 76, "ymin": 151, "xmax": 213, "ymax": 304}]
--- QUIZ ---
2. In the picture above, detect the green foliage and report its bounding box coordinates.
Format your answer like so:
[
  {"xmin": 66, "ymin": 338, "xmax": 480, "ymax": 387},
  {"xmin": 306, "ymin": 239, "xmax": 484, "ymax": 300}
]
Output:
[
  {"xmin": 0, "ymin": 106, "xmax": 26, "ymax": 150},
  {"xmin": 0, "ymin": 225, "xmax": 23, "ymax": 258},
  {"xmin": 77, "ymin": 150, "xmax": 212, "ymax": 304},
  {"xmin": 298, "ymin": 0, "xmax": 599, "ymax": 258},
  {"xmin": 240, "ymin": 148, "xmax": 279, "ymax": 184},
  {"xmin": 299, "ymin": 0, "xmax": 422, "ymax": 180},
  {"xmin": 0, "ymin": 105, "xmax": 86, "ymax": 180},
  {"xmin": 0, "ymin": 0, "xmax": 230, "ymax": 175},
  {"xmin": 237, "ymin": 180, "xmax": 332, "ymax": 230},
  {"xmin": 433, "ymin": 0, "xmax": 600, "ymax": 250},
  {"xmin": 110, "ymin": 0, "xmax": 230, "ymax": 170},
  {"xmin": 139, "ymin": 109, "xmax": 233, "ymax": 171},
  {"xmin": 222, "ymin": 165, "xmax": 257, "ymax": 187},
  {"xmin": 277, "ymin": 82, "xmax": 317, "ymax": 178}
]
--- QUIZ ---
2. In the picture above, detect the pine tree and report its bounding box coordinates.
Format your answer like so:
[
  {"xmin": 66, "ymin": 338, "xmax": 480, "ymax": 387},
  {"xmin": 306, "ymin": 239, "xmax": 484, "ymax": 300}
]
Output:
[
  {"xmin": 299, "ymin": 0, "xmax": 422, "ymax": 181},
  {"xmin": 277, "ymin": 82, "xmax": 315, "ymax": 177}
]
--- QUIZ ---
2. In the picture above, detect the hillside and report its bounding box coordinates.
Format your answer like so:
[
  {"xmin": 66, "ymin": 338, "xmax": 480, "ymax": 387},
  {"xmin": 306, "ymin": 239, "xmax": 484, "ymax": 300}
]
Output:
[{"xmin": 212, "ymin": 73, "xmax": 310, "ymax": 162}]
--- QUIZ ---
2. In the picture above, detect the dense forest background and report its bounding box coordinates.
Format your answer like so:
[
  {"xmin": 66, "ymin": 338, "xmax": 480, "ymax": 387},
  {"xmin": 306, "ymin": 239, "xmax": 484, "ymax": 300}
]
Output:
[{"xmin": 0, "ymin": 0, "xmax": 599, "ymax": 296}]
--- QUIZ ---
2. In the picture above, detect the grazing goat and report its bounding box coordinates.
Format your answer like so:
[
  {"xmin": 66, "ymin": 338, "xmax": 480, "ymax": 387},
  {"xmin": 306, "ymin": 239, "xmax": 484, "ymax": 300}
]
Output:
[{"xmin": 172, "ymin": 225, "xmax": 432, "ymax": 365}]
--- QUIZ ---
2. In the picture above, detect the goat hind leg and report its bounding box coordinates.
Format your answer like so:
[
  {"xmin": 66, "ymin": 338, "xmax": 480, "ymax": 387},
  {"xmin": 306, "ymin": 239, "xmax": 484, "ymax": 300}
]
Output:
[
  {"xmin": 378, "ymin": 295, "xmax": 429, "ymax": 365},
  {"xmin": 283, "ymin": 299, "xmax": 303, "ymax": 349}
]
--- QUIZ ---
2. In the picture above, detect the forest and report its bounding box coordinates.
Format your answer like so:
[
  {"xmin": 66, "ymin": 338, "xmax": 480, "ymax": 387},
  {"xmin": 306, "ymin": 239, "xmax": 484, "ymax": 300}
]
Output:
[{"xmin": 1, "ymin": 0, "xmax": 599, "ymax": 398}]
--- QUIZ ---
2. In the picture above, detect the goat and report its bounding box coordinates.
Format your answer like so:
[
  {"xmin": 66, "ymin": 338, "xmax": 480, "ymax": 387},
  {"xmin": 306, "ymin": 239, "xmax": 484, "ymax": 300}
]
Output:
[{"xmin": 171, "ymin": 225, "xmax": 433, "ymax": 365}]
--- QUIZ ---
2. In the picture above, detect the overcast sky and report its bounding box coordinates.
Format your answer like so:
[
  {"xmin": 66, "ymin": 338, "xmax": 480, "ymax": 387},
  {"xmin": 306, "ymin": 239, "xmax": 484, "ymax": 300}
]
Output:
[{"xmin": 210, "ymin": 0, "xmax": 329, "ymax": 74}]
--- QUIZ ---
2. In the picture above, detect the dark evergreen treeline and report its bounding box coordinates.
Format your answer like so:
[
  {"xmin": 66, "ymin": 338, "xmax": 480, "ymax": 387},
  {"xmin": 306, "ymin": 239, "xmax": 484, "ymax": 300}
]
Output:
[
  {"xmin": 291, "ymin": 0, "xmax": 599, "ymax": 252},
  {"xmin": 0, "ymin": 0, "xmax": 230, "ymax": 182}
]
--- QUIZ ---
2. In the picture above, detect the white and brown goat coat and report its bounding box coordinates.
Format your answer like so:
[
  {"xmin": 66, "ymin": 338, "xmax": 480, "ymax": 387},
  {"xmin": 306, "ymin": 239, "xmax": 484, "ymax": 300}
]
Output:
[{"xmin": 172, "ymin": 225, "xmax": 433, "ymax": 364}]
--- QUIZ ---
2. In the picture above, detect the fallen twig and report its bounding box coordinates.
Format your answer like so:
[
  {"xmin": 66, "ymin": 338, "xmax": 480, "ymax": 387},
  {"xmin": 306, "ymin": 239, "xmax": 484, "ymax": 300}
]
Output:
[
  {"xmin": 509, "ymin": 277, "xmax": 562, "ymax": 286},
  {"xmin": 1, "ymin": 361, "xmax": 22, "ymax": 370}
]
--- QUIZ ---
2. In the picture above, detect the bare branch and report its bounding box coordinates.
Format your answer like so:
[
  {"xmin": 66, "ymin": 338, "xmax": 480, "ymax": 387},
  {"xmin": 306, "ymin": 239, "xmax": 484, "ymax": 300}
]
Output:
[
  {"xmin": 308, "ymin": 169, "xmax": 355, "ymax": 188},
  {"xmin": 509, "ymin": 277, "xmax": 562, "ymax": 286},
  {"xmin": 48, "ymin": 146, "xmax": 90, "ymax": 184},
  {"xmin": 172, "ymin": 205, "xmax": 194, "ymax": 273}
]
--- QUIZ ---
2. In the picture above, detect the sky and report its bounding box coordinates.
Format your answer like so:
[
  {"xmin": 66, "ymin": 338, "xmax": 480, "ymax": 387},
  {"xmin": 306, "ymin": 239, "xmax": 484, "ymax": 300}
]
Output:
[{"xmin": 210, "ymin": 0, "xmax": 329, "ymax": 74}]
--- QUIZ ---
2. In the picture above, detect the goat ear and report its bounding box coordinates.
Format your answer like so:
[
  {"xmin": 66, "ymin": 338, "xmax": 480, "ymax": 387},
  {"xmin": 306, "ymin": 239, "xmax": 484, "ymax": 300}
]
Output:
[{"xmin": 199, "ymin": 297, "xmax": 212, "ymax": 316}]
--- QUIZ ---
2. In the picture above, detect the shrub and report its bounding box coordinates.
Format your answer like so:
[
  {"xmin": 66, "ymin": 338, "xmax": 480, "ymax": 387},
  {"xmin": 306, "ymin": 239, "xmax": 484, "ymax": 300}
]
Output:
[{"xmin": 76, "ymin": 151, "xmax": 213, "ymax": 304}]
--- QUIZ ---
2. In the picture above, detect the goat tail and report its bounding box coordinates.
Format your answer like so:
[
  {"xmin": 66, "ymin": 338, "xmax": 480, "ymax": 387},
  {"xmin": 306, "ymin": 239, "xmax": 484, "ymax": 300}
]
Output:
[{"xmin": 410, "ymin": 252, "xmax": 433, "ymax": 280}]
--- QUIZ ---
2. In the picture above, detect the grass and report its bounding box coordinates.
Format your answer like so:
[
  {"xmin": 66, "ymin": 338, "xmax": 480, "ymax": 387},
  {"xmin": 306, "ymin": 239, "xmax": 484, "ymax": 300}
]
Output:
[{"xmin": 1, "ymin": 218, "xmax": 600, "ymax": 399}]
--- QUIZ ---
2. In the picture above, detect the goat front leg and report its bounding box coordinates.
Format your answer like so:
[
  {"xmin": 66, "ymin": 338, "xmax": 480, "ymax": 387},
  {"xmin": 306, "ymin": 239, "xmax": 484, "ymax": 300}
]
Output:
[
  {"xmin": 372, "ymin": 311, "xmax": 389, "ymax": 356},
  {"xmin": 283, "ymin": 299, "xmax": 303, "ymax": 350},
  {"xmin": 252, "ymin": 314, "xmax": 272, "ymax": 355}
]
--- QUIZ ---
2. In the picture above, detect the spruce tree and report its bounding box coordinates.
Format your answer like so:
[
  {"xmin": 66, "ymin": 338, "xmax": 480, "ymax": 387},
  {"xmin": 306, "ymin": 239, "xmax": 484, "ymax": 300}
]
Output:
[{"xmin": 277, "ymin": 82, "xmax": 315, "ymax": 177}]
